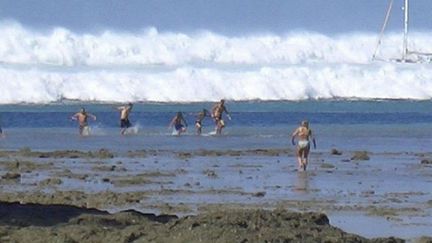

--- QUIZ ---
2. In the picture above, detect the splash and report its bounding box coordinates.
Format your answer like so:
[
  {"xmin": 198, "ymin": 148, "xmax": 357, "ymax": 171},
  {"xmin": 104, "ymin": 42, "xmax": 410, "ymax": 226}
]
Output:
[
  {"xmin": 88, "ymin": 125, "xmax": 107, "ymax": 136},
  {"xmin": 124, "ymin": 123, "xmax": 141, "ymax": 135}
]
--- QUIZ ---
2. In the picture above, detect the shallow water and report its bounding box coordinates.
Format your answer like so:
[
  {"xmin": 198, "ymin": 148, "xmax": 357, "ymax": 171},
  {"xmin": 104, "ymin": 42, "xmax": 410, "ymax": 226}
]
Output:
[
  {"xmin": 1, "ymin": 147, "xmax": 431, "ymax": 240},
  {"xmin": 1, "ymin": 100, "xmax": 432, "ymax": 153},
  {"xmin": 0, "ymin": 100, "xmax": 432, "ymax": 240}
]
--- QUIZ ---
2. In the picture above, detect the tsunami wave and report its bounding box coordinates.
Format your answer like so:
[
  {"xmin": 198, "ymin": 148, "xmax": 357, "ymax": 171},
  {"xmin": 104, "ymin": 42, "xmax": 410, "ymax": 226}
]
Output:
[{"xmin": 0, "ymin": 21, "xmax": 432, "ymax": 104}]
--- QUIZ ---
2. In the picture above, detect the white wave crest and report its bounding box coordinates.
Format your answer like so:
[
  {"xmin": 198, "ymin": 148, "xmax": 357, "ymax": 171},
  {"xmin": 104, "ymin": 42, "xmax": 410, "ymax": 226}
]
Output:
[
  {"xmin": 1, "ymin": 63, "xmax": 432, "ymax": 104},
  {"xmin": 2, "ymin": 21, "xmax": 432, "ymax": 66},
  {"xmin": 0, "ymin": 22, "xmax": 432, "ymax": 103}
]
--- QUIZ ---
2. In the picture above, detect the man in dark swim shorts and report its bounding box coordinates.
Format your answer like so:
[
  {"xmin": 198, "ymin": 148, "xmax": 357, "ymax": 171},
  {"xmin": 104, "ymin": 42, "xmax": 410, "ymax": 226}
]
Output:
[
  {"xmin": 195, "ymin": 108, "xmax": 210, "ymax": 135},
  {"xmin": 120, "ymin": 118, "xmax": 131, "ymax": 129},
  {"xmin": 117, "ymin": 103, "xmax": 133, "ymax": 135}
]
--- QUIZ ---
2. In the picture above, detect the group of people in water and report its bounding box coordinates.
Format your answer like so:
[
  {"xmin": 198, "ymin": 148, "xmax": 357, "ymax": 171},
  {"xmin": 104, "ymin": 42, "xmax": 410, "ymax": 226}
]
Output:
[
  {"xmin": 0, "ymin": 99, "xmax": 316, "ymax": 172},
  {"xmin": 70, "ymin": 99, "xmax": 232, "ymax": 137},
  {"xmin": 69, "ymin": 98, "xmax": 316, "ymax": 171},
  {"xmin": 168, "ymin": 99, "xmax": 232, "ymax": 136},
  {"xmin": 72, "ymin": 102, "xmax": 135, "ymax": 136}
]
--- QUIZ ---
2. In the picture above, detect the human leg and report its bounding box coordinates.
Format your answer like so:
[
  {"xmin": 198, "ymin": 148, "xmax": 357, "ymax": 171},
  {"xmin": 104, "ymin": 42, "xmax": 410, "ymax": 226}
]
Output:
[
  {"xmin": 296, "ymin": 147, "xmax": 304, "ymax": 171},
  {"xmin": 195, "ymin": 122, "xmax": 202, "ymax": 135},
  {"xmin": 302, "ymin": 147, "xmax": 311, "ymax": 171}
]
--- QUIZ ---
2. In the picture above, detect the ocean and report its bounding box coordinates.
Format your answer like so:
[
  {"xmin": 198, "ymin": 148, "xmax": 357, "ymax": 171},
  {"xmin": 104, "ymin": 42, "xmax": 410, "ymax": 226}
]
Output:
[
  {"xmin": 0, "ymin": 100, "xmax": 431, "ymax": 153},
  {"xmin": 1, "ymin": 13, "xmax": 430, "ymax": 153},
  {"xmin": 0, "ymin": 1, "xmax": 432, "ymax": 240}
]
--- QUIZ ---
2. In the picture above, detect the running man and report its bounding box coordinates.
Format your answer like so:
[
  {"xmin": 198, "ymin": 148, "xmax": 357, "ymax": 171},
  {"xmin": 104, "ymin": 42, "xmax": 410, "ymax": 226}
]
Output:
[
  {"xmin": 117, "ymin": 103, "xmax": 133, "ymax": 135},
  {"xmin": 71, "ymin": 107, "xmax": 96, "ymax": 136},
  {"xmin": 291, "ymin": 120, "xmax": 316, "ymax": 171},
  {"xmin": 195, "ymin": 108, "xmax": 210, "ymax": 135},
  {"xmin": 169, "ymin": 112, "xmax": 188, "ymax": 136},
  {"xmin": 211, "ymin": 99, "xmax": 231, "ymax": 135}
]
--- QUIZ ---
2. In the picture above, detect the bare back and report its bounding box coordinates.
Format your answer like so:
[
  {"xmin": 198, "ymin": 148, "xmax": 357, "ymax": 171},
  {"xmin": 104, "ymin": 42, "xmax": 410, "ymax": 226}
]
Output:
[
  {"xmin": 212, "ymin": 104, "xmax": 226, "ymax": 120},
  {"xmin": 296, "ymin": 126, "xmax": 311, "ymax": 140},
  {"xmin": 172, "ymin": 115, "xmax": 183, "ymax": 126}
]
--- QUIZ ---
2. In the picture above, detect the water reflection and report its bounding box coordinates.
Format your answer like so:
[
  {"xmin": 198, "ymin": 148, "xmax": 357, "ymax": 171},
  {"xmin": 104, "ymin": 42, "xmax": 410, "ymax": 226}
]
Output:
[{"xmin": 292, "ymin": 171, "xmax": 309, "ymax": 193}]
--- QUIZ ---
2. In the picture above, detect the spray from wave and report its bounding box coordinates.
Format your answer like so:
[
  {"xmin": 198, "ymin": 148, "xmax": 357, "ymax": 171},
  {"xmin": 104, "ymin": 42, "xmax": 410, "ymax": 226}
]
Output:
[{"xmin": 0, "ymin": 21, "xmax": 431, "ymax": 104}]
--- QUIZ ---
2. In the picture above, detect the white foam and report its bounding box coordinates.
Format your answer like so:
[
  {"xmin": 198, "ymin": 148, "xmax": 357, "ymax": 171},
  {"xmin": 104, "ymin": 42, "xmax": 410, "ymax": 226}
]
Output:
[
  {"xmin": 81, "ymin": 126, "xmax": 91, "ymax": 136},
  {"xmin": 0, "ymin": 21, "xmax": 432, "ymax": 103},
  {"xmin": 88, "ymin": 125, "xmax": 107, "ymax": 136},
  {"xmin": 124, "ymin": 123, "xmax": 141, "ymax": 135}
]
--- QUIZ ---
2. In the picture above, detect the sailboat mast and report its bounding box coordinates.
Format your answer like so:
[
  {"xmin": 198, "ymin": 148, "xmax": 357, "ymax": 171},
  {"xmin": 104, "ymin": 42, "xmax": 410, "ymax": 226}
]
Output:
[{"xmin": 402, "ymin": 0, "xmax": 409, "ymax": 61}]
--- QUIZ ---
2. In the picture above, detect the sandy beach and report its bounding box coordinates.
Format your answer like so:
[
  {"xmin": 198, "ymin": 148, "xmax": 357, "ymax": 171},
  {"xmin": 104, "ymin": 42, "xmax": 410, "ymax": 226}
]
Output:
[{"xmin": 0, "ymin": 147, "xmax": 431, "ymax": 242}]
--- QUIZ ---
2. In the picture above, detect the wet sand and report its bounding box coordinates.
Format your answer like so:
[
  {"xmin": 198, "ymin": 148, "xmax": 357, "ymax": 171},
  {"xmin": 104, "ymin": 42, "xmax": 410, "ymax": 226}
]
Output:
[{"xmin": 0, "ymin": 148, "xmax": 431, "ymax": 242}]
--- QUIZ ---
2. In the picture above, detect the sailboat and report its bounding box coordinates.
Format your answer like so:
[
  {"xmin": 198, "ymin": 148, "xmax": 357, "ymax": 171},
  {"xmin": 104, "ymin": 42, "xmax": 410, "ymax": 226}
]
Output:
[{"xmin": 372, "ymin": 0, "xmax": 432, "ymax": 63}]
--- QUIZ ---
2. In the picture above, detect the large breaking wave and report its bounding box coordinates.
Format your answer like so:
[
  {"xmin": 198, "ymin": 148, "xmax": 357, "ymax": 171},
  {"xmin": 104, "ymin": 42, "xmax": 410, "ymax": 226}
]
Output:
[{"xmin": 0, "ymin": 21, "xmax": 432, "ymax": 104}]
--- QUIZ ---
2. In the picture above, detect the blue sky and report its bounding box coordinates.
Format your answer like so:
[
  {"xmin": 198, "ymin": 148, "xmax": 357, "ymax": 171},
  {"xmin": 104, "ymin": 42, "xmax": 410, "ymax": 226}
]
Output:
[{"xmin": 0, "ymin": 0, "xmax": 430, "ymax": 34}]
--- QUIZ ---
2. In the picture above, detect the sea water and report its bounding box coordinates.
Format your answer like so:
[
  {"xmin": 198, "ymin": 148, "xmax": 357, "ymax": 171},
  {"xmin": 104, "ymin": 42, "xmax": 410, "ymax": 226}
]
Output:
[
  {"xmin": 0, "ymin": 100, "xmax": 431, "ymax": 154},
  {"xmin": 0, "ymin": 20, "xmax": 432, "ymax": 240}
]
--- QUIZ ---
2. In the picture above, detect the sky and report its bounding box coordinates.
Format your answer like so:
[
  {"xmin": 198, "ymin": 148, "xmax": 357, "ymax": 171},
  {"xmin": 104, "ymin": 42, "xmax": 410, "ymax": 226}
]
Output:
[{"xmin": 0, "ymin": 0, "xmax": 431, "ymax": 34}]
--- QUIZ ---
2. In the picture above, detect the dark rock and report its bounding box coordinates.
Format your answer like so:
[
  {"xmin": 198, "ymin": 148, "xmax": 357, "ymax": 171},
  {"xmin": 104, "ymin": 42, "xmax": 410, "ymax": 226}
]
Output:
[
  {"xmin": 2, "ymin": 173, "xmax": 21, "ymax": 180},
  {"xmin": 420, "ymin": 159, "xmax": 432, "ymax": 165},
  {"xmin": 414, "ymin": 236, "xmax": 432, "ymax": 243},
  {"xmin": 331, "ymin": 148, "xmax": 343, "ymax": 155},
  {"xmin": 351, "ymin": 151, "xmax": 370, "ymax": 161},
  {"xmin": 39, "ymin": 178, "xmax": 63, "ymax": 187},
  {"xmin": 252, "ymin": 192, "xmax": 266, "ymax": 197},
  {"xmin": 0, "ymin": 204, "xmax": 403, "ymax": 243}
]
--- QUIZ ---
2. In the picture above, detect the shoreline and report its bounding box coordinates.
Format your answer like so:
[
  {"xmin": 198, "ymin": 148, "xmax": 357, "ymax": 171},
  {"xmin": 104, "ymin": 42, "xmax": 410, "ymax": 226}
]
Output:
[{"xmin": 0, "ymin": 148, "xmax": 431, "ymax": 241}]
